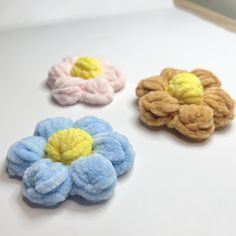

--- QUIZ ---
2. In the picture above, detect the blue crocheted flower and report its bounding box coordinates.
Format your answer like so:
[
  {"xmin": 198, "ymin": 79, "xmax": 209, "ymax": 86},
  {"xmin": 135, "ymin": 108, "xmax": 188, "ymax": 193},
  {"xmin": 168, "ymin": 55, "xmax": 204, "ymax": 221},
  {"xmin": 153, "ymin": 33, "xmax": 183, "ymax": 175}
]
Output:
[{"xmin": 6, "ymin": 116, "xmax": 135, "ymax": 206}]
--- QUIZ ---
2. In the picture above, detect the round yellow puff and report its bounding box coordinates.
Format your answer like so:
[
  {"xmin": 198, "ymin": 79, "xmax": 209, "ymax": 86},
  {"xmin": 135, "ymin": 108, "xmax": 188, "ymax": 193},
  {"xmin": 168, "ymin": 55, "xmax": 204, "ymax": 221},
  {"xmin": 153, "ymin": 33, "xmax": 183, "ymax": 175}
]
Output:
[
  {"xmin": 167, "ymin": 73, "xmax": 203, "ymax": 105},
  {"xmin": 70, "ymin": 57, "xmax": 102, "ymax": 79},
  {"xmin": 45, "ymin": 128, "xmax": 93, "ymax": 165}
]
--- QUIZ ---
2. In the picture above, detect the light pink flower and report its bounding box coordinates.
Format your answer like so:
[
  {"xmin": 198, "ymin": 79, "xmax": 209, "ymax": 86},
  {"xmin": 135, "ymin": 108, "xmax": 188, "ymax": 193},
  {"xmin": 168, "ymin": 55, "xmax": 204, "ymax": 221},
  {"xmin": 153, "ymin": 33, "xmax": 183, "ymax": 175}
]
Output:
[{"xmin": 47, "ymin": 57, "xmax": 126, "ymax": 105}]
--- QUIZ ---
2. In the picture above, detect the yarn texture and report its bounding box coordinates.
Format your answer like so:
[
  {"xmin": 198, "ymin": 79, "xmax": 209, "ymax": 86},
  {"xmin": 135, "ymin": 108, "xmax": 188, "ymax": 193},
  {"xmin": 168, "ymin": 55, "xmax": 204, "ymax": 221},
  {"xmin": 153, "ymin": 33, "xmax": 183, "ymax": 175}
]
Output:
[
  {"xmin": 136, "ymin": 68, "xmax": 235, "ymax": 140},
  {"xmin": 167, "ymin": 73, "xmax": 203, "ymax": 105},
  {"xmin": 45, "ymin": 128, "xmax": 93, "ymax": 165},
  {"xmin": 70, "ymin": 57, "xmax": 102, "ymax": 79},
  {"xmin": 6, "ymin": 117, "xmax": 135, "ymax": 206},
  {"xmin": 47, "ymin": 56, "xmax": 126, "ymax": 106}
]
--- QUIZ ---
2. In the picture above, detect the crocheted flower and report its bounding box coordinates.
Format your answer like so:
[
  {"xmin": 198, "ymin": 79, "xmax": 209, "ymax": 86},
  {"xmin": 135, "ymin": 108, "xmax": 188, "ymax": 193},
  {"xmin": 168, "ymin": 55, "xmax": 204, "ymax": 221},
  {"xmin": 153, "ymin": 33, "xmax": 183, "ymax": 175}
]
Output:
[
  {"xmin": 136, "ymin": 68, "xmax": 235, "ymax": 140},
  {"xmin": 47, "ymin": 56, "xmax": 126, "ymax": 106},
  {"xmin": 6, "ymin": 117, "xmax": 135, "ymax": 206}
]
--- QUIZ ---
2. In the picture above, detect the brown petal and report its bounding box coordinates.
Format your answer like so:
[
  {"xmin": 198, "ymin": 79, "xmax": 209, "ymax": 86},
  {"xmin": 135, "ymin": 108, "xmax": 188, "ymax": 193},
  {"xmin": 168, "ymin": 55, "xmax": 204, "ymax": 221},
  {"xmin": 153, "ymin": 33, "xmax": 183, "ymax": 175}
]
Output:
[
  {"xmin": 160, "ymin": 68, "xmax": 187, "ymax": 82},
  {"xmin": 168, "ymin": 105, "xmax": 215, "ymax": 140},
  {"xmin": 139, "ymin": 91, "xmax": 180, "ymax": 126},
  {"xmin": 203, "ymin": 87, "xmax": 235, "ymax": 128},
  {"xmin": 136, "ymin": 75, "xmax": 168, "ymax": 98},
  {"xmin": 191, "ymin": 69, "xmax": 221, "ymax": 89}
]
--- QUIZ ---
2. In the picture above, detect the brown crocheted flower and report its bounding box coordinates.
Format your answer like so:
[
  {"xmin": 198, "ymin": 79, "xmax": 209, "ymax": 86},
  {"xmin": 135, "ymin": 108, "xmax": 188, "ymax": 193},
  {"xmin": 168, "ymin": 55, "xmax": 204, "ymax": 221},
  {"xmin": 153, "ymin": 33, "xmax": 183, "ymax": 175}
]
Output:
[{"xmin": 136, "ymin": 68, "xmax": 235, "ymax": 140}]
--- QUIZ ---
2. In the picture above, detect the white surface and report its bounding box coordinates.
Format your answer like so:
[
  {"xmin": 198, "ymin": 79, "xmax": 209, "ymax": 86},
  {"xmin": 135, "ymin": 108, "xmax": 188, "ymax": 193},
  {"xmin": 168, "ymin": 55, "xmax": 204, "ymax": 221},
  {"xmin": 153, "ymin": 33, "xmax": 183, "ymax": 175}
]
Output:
[
  {"xmin": 0, "ymin": 4, "xmax": 236, "ymax": 236},
  {"xmin": 0, "ymin": 0, "xmax": 171, "ymax": 31}
]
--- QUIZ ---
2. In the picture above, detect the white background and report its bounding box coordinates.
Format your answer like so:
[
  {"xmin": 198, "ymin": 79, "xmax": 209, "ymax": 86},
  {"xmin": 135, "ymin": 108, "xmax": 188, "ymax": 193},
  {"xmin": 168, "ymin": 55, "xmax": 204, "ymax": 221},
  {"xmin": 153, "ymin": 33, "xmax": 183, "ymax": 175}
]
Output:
[
  {"xmin": 0, "ymin": 0, "xmax": 170, "ymax": 31},
  {"xmin": 0, "ymin": 1, "xmax": 236, "ymax": 236}
]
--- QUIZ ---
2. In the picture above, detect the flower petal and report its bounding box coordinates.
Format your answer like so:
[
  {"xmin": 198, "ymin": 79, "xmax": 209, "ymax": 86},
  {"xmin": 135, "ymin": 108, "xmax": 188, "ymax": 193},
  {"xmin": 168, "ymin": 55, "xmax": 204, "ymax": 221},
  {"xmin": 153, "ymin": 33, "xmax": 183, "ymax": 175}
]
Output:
[
  {"xmin": 203, "ymin": 87, "xmax": 235, "ymax": 128},
  {"xmin": 168, "ymin": 104, "xmax": 215, "ymax": 140},
  {"xmin": 191, "ymin": 69, "xmax": 221, "ymax": 89},
  {"xmin": 100, "ymin": 59, "xmax": 126, "ymax": 91},
  {"xmin": 34, "ymin": 117, "xmax": 73, "ymax": 139},
  {"xmin": 93, "ymin": 132, "xmax": 135, "ymax": 176},
  {"xmin": 23, "ymin": 159, "xmax": 72, "ymax": 206},
  {"xmin": 51, "ymin": 77, "xmax": 114, "ymax": 106},
  {"xmin": 7, "ymin": 136, "xmax": 47, "ymax": 177},
  {"xmin": 138, "ymin": 91, "xmax": 180, "ymax": 126},
  {"xmin": 47, "ymin": 56, "xmax": 77, "ymax": 88},
  {"xmin": 70, "ymin": 154, "xmax": 117, "ymax": 202},
  {"xmin": 136, "ymin": 75, "xmax": 168, "ymax": 98},
  {"xmin": 74, "ymin": 116, "xmax": 113, "ymax": 136}
]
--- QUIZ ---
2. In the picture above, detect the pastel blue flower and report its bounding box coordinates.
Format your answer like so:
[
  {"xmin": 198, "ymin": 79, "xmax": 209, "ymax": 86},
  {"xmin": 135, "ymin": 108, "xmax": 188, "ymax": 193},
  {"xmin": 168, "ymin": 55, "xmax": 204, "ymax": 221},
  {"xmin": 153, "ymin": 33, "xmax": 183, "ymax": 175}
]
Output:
[{"xmin": 6, "ymin": 116, "xmax": 135, "ymax": 207}]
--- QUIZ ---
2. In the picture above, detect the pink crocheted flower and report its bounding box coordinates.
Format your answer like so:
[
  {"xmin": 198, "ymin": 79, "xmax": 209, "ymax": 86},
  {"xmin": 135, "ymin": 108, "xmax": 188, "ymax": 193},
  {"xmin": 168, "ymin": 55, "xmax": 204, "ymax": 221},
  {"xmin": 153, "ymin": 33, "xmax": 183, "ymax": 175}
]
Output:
[{"xmin": 47, "ymin": 56, "xmax": 126, "ymax": 105}]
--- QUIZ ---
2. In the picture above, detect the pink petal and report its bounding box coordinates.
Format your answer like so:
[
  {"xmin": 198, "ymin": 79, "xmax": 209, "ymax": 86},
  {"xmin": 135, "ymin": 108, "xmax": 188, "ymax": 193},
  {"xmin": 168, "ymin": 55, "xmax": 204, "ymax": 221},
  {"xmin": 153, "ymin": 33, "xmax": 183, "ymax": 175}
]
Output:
[
  {"xmin": 100, "ymin": 59, "xmax": 126, "ymax": 91},
  {"xmin": 52, "ymin": 77, "xmax": 114, "ymax": 106},
  {"xmin": 47, "ymin": 56, "xmax": 78, "ymax": 88}
]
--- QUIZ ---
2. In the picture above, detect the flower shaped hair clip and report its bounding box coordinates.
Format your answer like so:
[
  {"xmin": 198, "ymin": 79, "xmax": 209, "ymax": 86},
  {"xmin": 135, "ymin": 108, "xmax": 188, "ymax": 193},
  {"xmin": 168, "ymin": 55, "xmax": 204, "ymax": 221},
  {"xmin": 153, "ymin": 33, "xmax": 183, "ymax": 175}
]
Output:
[
  {"xmin": 47, "ymin": 56, "xmax": 126, "ymax": 106},
  {"xmin": 6, "ymin": 116, "xmax": 135, "ymax": 206},
  {"xmin": 136, "ymin": 68, "xmax": 235, "ymax": 140}
]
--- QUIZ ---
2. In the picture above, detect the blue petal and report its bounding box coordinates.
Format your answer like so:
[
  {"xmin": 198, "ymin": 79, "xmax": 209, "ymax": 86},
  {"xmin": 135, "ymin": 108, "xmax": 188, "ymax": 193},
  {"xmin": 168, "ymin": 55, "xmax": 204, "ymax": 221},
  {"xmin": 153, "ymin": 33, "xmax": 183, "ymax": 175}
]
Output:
[
  {"xmin": 93, "ymin": 132, "xmax": 135, "ymax": 176},
  {"xmin": 74, "ymin": 116, "xmax": 113, "ymax": 136},
  {"xmin": 34, "ymin": 117, "xmax": 73, "ymax": 139},
  {"xmin": 7, "ymin": 136, "xmax": 47, "ymax": 177},
  {"xmin": 70, "ymin": 154, "xmax": 117, "ymax": 202},
  {"xmin": 23, "ymin": 159, "xmax": 72, "ymax": 206}
]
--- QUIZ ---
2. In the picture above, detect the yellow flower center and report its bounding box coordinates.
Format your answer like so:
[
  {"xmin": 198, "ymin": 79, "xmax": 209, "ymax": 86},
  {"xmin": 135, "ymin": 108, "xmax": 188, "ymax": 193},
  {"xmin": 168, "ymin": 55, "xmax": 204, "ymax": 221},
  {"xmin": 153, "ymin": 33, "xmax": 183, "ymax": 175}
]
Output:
[
  {"xmin": 70, "ymin": 57, "xmax": 102, "ymax": 79},
  {"xmin": 167, "ymin": 73, "xmax": 203, "ymax": 105},
  {"xmin": 45, "ymin": 128, "xmax": 93, "ymax": 165}
]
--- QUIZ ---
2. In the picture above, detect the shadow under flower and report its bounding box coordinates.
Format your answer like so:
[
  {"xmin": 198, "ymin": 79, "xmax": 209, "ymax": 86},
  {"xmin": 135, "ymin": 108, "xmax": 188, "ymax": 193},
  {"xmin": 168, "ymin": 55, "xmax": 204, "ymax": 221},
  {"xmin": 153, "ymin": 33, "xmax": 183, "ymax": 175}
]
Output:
[
  {"xmin": 117, "ymin": 165, "xmax": 135, "ymax": 183},
  {"xmin": 22, "ymin": 196, "xmax": 63, "ymax": 209},
  {"xmin": 0, "ymin": 162, "xmax": 21, "ymax": 184},
  {"xmin": 69, "ymin": 195, "xmax": 110, "ymax": 206},
  {"xmin": 17, "ymin": 189, "xmax": 111, "ymax": 217}
]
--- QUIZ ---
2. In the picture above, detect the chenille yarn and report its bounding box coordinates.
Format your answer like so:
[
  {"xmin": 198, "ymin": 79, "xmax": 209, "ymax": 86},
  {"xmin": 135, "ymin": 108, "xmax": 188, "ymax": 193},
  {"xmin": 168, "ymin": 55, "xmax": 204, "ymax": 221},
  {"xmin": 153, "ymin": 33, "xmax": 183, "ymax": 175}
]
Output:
[
  {"xmin": 136, "ymin": 68, "xmax": 235, "ymax": 140},
  {"xmin": 45, "ymin": 128, "xmax": 93, "ymax": 165},
  {"xmin": 167, "ymin": 73, "xmax": 203, "ymax": 105},
  {"xmin": 70, "ymin": 57, "xmax": 101, "ymax": 79},
  {"xmin": 6, "ymin": 116, "xmax": 135, "ymax": 206},
  {"xmin": 47, "ymin": 56, "xmax": 126, "ymax": 106}
]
